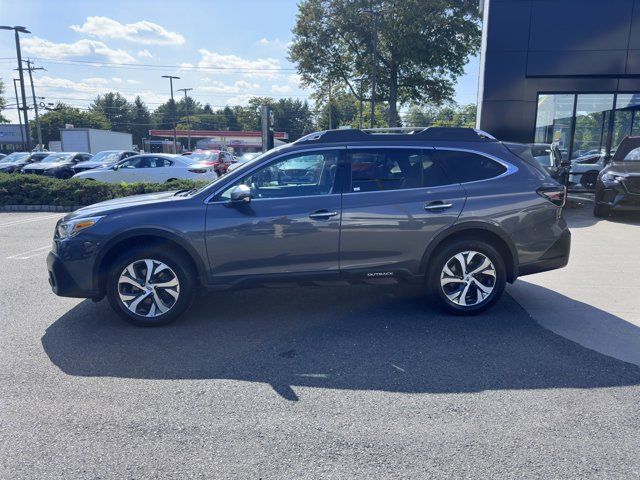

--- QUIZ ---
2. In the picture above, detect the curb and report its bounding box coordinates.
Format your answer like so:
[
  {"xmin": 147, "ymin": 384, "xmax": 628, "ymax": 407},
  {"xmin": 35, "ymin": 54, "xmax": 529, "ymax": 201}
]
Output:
[{"xmin": 0, "ymin": 205, "xmax": 81, "ymax": 212}]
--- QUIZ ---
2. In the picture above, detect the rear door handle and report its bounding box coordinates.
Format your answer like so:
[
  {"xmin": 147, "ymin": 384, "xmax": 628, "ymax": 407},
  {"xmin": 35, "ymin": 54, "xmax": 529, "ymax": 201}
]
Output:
[
  {"xmin": 424, "ymin": 201, "xmax": 453, "ymax": 211},
  {"xmin": 309, "ymin": 210, "xmax": 339, "ymax": 220}
]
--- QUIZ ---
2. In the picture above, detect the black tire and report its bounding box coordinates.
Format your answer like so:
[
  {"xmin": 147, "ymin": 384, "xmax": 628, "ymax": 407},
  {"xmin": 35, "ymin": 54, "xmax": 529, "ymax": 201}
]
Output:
[
  {"xmin": 106, "ymin": 247, "xmax": 196, "ymax": 326},
  {"xmin": 580, "ymin": 171, "xmax": 599, "ymax": 190},
  {"xmin": 593, "ymin": 204, "xmax": 611, "ymax": 218},
  {"xmin": 427, "ymin": 239, "xmax": 507, "ymax": 315}
]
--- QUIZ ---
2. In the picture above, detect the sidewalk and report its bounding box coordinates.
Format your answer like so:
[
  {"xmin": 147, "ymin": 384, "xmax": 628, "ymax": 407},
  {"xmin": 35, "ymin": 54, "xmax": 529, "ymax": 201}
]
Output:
[{"xmin": 508, "ymin": 204, "xmax": 640, "ymax": 366}]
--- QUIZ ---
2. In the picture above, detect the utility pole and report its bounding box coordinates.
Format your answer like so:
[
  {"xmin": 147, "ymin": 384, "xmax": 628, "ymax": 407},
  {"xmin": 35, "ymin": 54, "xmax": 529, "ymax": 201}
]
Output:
[
  {"xmin": 24, "ymin": 59, "xmax": 45, "ymax": 151},
  {"xmin": 355, "ymin": 76, "xmax": 366, "ymax": 129},
  {"xmin": 12, "ymin": 79, "xmax": 25, "ymax": 149},
  {"xmin": 177, "ymin": 87, "xmax": 193, "ymax": 151},
  {"xmin": 0, "ymin": 26, "xmax": 31, "ymax": 149},
  {"xmin": 161, "ymin": 75, "xmax": 180, "ymax": 153}
]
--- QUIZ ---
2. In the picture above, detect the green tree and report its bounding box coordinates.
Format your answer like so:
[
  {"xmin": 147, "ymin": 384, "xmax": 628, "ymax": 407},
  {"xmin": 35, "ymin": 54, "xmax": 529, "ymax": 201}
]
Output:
[
  {"xmin": 290, "ymin": 0, "xmax": 481, "ymax": 127},
  {"xmin": 31, "ymin": 103, "xmax": 110, "ymax": 145},
  {"xmin": 131, "ymin": 96, "xmax": 151, "ymax": 148},
  {"xmin": 89, "ymin": 92, "xmax": 134, "ymax": 133},
  {"xmin": 0, "ymin": 79, "xmax": 9, "ymax": 123},
  {"xmin": 404, "ymin": 102, "xmax": 477, "ymax": 128}
]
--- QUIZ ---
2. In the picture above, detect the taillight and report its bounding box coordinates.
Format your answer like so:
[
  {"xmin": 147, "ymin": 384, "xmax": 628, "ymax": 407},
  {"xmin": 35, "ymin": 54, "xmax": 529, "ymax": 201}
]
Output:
[
  {"xmin": 537, "ymin": 186, "xmax": 566, "ymax": 207},
  {"xmin": 188, "ymin": 168, "xmax": 208, "ymax": 174}
]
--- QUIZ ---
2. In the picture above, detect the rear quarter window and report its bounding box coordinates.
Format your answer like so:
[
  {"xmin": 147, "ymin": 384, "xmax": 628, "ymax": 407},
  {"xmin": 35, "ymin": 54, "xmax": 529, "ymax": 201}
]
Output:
[{"xmin": 436, "ymin": 150, "xmax": 507, "ymax": 183}]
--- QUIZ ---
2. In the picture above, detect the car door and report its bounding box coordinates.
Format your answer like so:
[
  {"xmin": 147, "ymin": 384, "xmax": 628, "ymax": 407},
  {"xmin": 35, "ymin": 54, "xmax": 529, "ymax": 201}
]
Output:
[
  {"xmin": 204, "ymin": 148, "xmax": 344, "ymax": 283},
  {"xmin": 148, "ymin": 157, "xmax": 174, "ymax": 182},
  {"xmin": 116, "ymin": 156, "xmax": 146, "ymax": 183},
  {"xmin": 339, "ymin": 147, "xmax": 466, "ymax": 278}
]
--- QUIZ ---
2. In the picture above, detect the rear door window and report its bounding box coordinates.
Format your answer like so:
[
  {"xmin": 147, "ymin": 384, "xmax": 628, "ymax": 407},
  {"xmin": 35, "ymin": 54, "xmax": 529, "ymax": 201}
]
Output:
[
  {"xmin": 349, "ymin": 149, "xmax": 422, "ymax": 192},
  {"xmin": 436, "ymin": 150, "xmax": 507, "ymax": 183}
]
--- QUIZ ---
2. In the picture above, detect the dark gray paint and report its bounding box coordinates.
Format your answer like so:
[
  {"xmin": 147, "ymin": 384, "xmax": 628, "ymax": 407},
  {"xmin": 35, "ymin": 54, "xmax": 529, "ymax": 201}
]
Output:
[{"xmin": 48, "ymin": 136, "xmax": 570, "ymax": 300}]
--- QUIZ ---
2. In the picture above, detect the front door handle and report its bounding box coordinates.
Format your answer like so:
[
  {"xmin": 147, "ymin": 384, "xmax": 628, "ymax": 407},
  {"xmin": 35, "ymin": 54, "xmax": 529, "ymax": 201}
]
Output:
[
  {"xmin": 424, "ymin": 201, "xmax": 453, "ymax": 211},
  {"xmin": 309, "ymin": 209, "xmax": 339, "ymax": 220}
]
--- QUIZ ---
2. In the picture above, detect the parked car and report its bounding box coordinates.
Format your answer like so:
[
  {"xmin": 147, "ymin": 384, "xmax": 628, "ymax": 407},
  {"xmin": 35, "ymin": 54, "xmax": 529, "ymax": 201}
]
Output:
[
  {"xmin": 72, "ymin": 150, "xmax": 138, "ymax": 175},
  {"xmin": 226, "ymin": 152, "xmax": 261, "ymax": 173},
  {"xmin": 21, "ymin": 152, "xmax": 92, "ymax": 178},
  {"xmin": 0, "ymin": 151, "xmax": 50, "ymax": 173},
  {"xmin": 71, "ymin": 153, "xmax": 219, "ymax": 183},
  {"xmin": 594, "ymin": 136, "xmax": 640, "ymax": 217},
  {"xmin": 568, "ymin": 153, "xmax": 606, "ymax": 189},
  {"xmin": 184, "ymin": 150, "xmax": 235, "ymax": 175},
  {"xmin": 0, "ymin": 153, "xmax": 6, "ymax": 161},
  {"xmin": 47, "ymin": 127, "xmax": 570, "ymax": 326}
]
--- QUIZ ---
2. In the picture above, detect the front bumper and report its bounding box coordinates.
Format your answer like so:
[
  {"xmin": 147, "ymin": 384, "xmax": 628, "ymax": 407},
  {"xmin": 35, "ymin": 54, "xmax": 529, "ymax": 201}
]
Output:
[
  {"xmin": 47, "ymin": 251, "xmax": 97, "ymax": 298},
  {"xmin": 47, "ymin": 234, "xmax": 102, "ymax": 298},
  {"xmin": 596, "ymin": 181, "xmax": 640, "ymax": 211}
]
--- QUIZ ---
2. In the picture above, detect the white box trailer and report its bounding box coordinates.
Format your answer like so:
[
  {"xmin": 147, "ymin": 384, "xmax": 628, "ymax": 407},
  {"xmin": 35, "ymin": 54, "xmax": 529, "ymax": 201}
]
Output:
[{"xmin": 60, "ymin": 128, "xmax": 133, "ymax": 154}]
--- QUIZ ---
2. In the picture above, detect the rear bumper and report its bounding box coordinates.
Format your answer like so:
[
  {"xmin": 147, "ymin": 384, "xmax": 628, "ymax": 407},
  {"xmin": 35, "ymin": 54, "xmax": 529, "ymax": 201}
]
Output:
[
  {"xmin": 47, "ymin": 251, "xmax": 99, "ymax": 298},
  {"xmin": 517, "ymin": 228, "xmax": 571, "ymax": 277}
]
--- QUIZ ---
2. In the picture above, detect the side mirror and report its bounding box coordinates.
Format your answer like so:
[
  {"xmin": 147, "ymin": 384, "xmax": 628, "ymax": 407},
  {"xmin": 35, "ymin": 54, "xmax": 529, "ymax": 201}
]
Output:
[
  {"xmin": 112, "ymin": 164, "xmax": 120, "ymax": 170},
  {"xmin": 229, "ymin": 184, "xmax": 252, "ymax": 204},
  {"xmin": 560, "ymin": 159, "xmax": 572, "ymax": 167}
]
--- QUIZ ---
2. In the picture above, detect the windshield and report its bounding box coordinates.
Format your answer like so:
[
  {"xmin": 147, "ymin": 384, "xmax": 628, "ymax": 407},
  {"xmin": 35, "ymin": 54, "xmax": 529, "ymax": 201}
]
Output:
[
  {"xmin": 41, "ymin": 153, "xmax": 73, "ymax": 163},
  {"xmin": 90, "ymin": 151, "xmax": 120, "ymax": 163},
  {"xmin": 0, "ymin": 152, "xmax": 30, "ymax": 163},
  {"xmin": 238, "ymin": 152, "xmax": 260, "ymax": 163},
  {"xmin": 186, "ymin": 152, "xmax": 219, "ymax": 162}
]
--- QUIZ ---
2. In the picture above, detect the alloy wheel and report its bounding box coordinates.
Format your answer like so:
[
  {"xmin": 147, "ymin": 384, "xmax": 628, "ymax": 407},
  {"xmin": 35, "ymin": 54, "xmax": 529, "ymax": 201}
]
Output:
[
  {"xmin": 117, "ymin": 259, "xmax": 180, "ymax": 317},
  {"xmin": 440, "ymin": 251, "xmax": 497, "ymax": 307}
]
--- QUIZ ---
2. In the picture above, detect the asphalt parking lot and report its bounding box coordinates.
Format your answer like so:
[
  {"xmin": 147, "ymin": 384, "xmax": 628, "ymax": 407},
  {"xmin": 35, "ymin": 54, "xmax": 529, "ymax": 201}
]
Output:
[{"xmin": 1, "ymin": 210, "xmax": 640, "ymax": 479}]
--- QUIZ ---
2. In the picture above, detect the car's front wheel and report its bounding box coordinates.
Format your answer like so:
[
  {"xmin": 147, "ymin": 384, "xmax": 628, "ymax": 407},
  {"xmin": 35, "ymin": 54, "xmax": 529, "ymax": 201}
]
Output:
[
  {"xmin": 427, "ymin": 240, "xmax": 506, "ymax": 315},
  {"xmin": 106, "ymin": 248, "xmax": 196, "ymax": 326}
]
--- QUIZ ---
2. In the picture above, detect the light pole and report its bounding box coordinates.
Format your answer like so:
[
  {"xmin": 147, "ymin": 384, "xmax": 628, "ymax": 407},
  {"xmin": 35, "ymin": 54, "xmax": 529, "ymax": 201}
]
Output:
[
  {"xmin": 12, "ymin": 78, "xmax": 25, "ymax": 149},
  {"xmin": 161, "ymin": 75, "xmax": 180, "ymax": 153},
  {"xmin": 177, "ymin": 87, "xmax": 193, "ymax": 151},
  {"xmin": 362, "ymin": 10, "xmax": 382, "ymax": 128},
  {"xmin": 0, "ymin": 26, "xmax": 31, "ymax": 149},
  {"xmin": 355, "ymin": 76, "xmax": 366, "ymax": 129}
]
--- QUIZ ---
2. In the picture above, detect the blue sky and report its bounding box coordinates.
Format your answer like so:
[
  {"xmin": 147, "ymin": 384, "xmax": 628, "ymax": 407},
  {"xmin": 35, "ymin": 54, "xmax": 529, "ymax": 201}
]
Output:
[{"xmin": 0, "ymin": 0, "xmax": 479, "ymax": 123}]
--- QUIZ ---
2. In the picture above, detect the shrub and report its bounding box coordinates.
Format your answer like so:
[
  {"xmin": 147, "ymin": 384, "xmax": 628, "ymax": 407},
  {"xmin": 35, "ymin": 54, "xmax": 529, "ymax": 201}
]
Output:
[{"xmin": 0, "ymin": 173, "xmax": 209, "ymax": 206}]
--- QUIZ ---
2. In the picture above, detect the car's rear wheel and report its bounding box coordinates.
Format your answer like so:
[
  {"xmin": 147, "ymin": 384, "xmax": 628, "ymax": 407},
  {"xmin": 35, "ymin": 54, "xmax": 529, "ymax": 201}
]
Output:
[
  {"xmin": 106, "ymin": 248, "xmax": 195, "ymax": 326},
  {"xmin": 427, "ymin": 240, "xmax": 506, "ymax": 315}
]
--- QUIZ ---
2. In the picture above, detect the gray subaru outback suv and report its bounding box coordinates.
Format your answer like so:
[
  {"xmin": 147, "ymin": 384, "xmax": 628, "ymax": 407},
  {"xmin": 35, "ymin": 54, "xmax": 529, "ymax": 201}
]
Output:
[{"xmin": 47, "ymin": 128, "xmax": 570, "ymax": 326}]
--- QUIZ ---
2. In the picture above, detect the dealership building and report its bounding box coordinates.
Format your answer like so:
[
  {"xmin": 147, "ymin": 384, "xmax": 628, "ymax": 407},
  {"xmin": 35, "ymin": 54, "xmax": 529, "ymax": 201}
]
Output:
[{"xmin": 477, "ymin": 0, "xmax": 640, "ymax": 161}]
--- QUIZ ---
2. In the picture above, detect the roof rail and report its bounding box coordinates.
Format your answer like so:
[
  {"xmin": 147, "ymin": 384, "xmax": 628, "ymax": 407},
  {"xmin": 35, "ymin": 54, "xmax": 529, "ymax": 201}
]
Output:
[{"xmin": 294, "ymin": 127, "xmax": 496, "ymax": 144}]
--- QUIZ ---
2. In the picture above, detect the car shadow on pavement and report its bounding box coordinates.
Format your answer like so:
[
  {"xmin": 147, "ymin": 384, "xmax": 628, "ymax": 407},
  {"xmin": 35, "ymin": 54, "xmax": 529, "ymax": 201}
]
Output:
[
  {"xmin": 42, "ymin": 284, "xmax": 640, "ymax": 401},
  {"xmin": 563, "ymin": 205, "xmax": 640, "ymax": 229}
]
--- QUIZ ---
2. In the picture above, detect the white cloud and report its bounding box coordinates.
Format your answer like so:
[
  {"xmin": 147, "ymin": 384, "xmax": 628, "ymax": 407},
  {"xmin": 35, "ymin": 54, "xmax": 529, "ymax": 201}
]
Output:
[
  {"xmin": 70, "ymin": 16, "xmax": 185, "ymax": 45},
  {"xmin": 81, "ymin": 77, "xmax": 109, "ymax": 85},
  {"xmin": 200, "ymin": 80, "xmax": 260, "ymax": 94},
  {"xmin": 178, "ymin": 62, "xmax": 194, "ymax": 71},
  {"xmin": 271, "ymin": 84, "xmax": 292, "ymax": 94},
  {"xmin": 22, "ymin": 36, "xmax": 135, "ymax": 64},
  {"xmin": 288, "ymin": 73, "xmax": 302, "ymax": 86},
  {"xmin": 224, "ymin": 93, "xmax": 256, "ymax": 106},
  {"xmin": 197, "ymin": 49, "xmax": 281, "ymax": 78},
  {"xmin": 126, "ymin": 79, "xmax": 142, "ymax": 85},
  {"xmin": 111, "ymin": 77, "xmax": 123, "ymax": 83},
  {"xmin": 256, "ymin": 37, "xmax": 291, "ymax": 49},
  {"xmin": 137, "ymin": 49, "xmax": 153, "ymax": 58}
]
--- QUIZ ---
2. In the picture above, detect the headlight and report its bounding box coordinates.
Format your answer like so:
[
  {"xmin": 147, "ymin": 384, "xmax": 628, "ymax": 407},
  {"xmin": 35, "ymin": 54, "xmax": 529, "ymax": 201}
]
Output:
[
  {"xmin": 601, "ymin": 172, "xmax": 626, "ymax": 183},
  {"xmin": 56, "ymin": 216, "xmax": 104, "ymax": 239}
]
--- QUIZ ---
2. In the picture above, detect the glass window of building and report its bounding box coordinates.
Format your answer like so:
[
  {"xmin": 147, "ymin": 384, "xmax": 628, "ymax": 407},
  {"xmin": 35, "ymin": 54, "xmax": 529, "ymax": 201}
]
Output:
[
  {"xmin": 534, "ymin": 94, "xmax": 575, "ymax": 159},
  {"xmin": 612, "ymin": 94, "xmax": 640, "ymax": 154},
  {"xmin": 571, "ymin": 94, "xmax": 614, "ymax": 160}
]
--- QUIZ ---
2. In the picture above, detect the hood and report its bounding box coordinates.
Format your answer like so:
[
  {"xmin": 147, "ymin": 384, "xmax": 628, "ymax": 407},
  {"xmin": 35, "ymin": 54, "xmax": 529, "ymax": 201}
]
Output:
[
  {"xmin": 23, "ymin": 162, "xmax": 63, "ymax": 171},
  {"xmin": 65, "ymin": 190, "xmax": 183, "ymax": 220},
  {"xmin": 606, "ymin": 162, "xmax": 640, "ymax": 176},
  {"xmin": 75, "ymin": 160, "xmax": 115, "ymax": 169}
]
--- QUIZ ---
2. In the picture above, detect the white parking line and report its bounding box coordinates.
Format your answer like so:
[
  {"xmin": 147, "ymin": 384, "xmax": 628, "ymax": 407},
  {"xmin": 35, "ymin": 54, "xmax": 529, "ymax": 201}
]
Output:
[
  {"xmin": 0, "ymin": 214, "xmax": 62, "ymax": 228},
  {"xmin": 7, "ymin": 245, "xmax": 51, "ymax": 260}
]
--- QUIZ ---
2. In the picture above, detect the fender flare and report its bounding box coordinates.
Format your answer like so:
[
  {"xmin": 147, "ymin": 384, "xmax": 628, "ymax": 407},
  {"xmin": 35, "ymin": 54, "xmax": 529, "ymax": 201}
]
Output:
[
  {"xmin": 93, "ymin": 226, "xmax": 209, "ymax": 291},
  {"xmin": 419, "ymin": 221, "xmax": 519, "ymax": 282}
]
